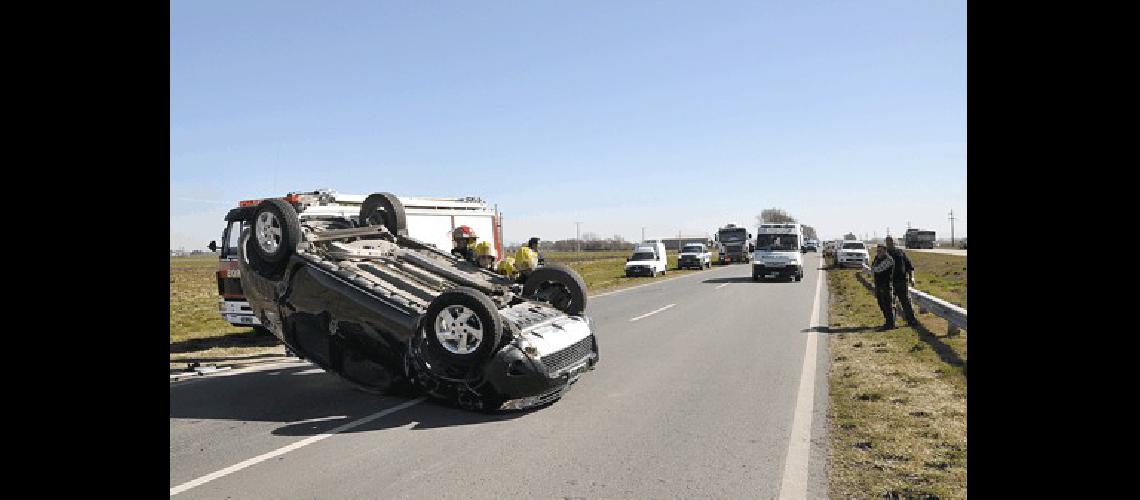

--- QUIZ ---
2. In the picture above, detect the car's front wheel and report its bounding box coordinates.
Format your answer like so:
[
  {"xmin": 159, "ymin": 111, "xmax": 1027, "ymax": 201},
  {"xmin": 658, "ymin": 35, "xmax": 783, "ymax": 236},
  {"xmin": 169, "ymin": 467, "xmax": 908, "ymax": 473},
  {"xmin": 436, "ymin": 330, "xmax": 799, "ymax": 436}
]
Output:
[{"xmin": 422, "ymin": 288, "xmax": 503, "ymax": 367}]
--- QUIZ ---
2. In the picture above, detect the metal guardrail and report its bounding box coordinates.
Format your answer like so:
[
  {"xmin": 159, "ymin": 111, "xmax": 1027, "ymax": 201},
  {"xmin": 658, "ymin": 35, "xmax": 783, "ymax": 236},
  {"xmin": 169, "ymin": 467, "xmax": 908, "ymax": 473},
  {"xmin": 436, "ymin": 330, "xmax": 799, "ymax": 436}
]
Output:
[
  {"xmin": 909, "ymin": 288, "xmax": 967, "ymax": 335},
  {"xmin": 856, "ymin": 263, "xmax": 968, "ymax": 335}
]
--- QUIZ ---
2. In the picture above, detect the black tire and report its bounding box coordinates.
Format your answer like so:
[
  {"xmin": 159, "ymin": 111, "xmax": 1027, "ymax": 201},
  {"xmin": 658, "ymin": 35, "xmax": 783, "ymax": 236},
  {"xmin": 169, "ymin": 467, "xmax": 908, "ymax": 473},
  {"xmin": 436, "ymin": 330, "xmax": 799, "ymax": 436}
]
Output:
[
  {"xmin": 360, "ymin": 192, "xmax": 408, "ymax": 237},
  {"xmin": 422, "ymin": 288, "xmax": 503, "ymax": 366},
  {"xmin": 523, "ymin": 263, "xmax": 588, "ymax": 315},
  {"xmin": 251, "ymin": 199, "xmax": 301, "ymax": 266}
]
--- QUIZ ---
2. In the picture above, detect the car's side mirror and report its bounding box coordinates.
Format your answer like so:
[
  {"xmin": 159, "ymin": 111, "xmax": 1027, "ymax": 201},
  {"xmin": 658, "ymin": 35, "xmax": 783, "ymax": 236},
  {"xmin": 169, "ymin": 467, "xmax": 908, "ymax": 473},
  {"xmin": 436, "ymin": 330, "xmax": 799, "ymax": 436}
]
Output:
[{"xmin": 207, "ymin": 240, "xmax": 217, "ymax": 252}]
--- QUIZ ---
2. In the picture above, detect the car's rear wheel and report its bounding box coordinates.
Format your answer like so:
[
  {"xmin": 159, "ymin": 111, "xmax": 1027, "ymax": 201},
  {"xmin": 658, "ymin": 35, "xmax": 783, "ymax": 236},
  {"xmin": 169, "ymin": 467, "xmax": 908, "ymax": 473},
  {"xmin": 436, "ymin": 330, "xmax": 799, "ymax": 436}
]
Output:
[
  {"xmin": 523, "ymin": 263, "xmax": 588, "ymax": 315},
  {"xmin": 422, "ymin": 288, "xmax": 502, "ymax": 366},
  {"xmin": 359, "ymin": 192, "xmax": 408, "ymax": 237},
  {"xmin": 249, "ymin": 199, "xmax": 301, "ymax": 274}
]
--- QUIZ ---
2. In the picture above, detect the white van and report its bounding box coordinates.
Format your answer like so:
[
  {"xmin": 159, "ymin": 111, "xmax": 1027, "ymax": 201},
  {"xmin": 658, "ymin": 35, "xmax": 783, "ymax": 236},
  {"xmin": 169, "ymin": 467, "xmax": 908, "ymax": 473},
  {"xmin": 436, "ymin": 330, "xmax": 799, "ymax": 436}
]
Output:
[
  {"xmin": 625, "ymin": 241, "xmax": 668, "ymax": 277},
  {"xmin": 752, "ymin": 223, "xmax": 805, "ymax": 281}
]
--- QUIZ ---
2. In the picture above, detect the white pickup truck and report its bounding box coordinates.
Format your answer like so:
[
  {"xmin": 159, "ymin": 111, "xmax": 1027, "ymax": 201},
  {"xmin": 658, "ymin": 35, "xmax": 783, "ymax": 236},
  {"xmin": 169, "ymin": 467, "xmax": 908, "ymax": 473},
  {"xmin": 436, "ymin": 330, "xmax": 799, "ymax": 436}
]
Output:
[
  {"xmin": 835, "ymin": 241, "xmax": 870, "ymax": 268},
  {"xmin": 677, "ymin": 243, "xmax": 711, "ymax": 270}
]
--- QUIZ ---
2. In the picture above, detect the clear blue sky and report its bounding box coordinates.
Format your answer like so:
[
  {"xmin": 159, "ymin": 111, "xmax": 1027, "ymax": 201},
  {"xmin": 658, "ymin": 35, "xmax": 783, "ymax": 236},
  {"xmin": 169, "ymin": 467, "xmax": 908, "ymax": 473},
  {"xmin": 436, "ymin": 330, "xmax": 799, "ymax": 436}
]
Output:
[{"xmin": 171, "ymin": 0, "xmax": 966, "ymax": 249}]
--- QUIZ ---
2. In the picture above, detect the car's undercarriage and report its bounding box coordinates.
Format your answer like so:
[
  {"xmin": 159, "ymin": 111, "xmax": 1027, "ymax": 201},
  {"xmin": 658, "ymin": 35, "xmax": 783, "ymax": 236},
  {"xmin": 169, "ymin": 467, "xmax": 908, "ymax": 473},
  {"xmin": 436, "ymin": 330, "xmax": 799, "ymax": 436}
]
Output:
[{"xmin": 238, "ymin": 194, "xmax": 598, "ymax": 411}]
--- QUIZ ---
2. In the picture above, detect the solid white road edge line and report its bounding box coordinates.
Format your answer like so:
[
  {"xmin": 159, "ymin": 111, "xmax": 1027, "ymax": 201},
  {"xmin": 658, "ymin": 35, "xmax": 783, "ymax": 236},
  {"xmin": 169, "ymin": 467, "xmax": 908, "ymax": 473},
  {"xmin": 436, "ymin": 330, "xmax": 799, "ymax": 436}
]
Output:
[
  {"xmin": 169, "ymin": 397, "xmax": 427, "ymax": 496},
  {"xmin": 778, "ymin": 257, "xmax": 824, "ymax": 500},
  {"xmin": 628, "ymin": 303, "xmax": 676, "ymax": 322}
]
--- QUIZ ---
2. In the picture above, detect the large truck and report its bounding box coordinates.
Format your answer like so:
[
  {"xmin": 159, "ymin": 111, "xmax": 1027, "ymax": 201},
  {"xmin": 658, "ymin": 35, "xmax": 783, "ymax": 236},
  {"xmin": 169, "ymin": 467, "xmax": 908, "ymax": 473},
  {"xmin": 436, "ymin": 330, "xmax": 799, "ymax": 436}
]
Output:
[
  {"xmin": 714, "ymin": 224, "xmax": 752, "ymax": 264},
  {"xmin": 904, "ymin": 228, "xmax": 936, "ymax": 249},
  {"xmin": 209, "ymin": 189, "xmax": 504, "ymax": 330}
]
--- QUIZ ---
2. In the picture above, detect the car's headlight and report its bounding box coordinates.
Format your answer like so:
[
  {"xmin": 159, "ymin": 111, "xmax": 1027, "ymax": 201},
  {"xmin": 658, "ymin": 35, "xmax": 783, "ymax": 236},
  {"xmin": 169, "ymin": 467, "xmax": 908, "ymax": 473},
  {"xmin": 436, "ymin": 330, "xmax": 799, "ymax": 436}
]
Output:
[{"xmin": 517, "ymin": 338, "xmax": 539, "ymax": 357}]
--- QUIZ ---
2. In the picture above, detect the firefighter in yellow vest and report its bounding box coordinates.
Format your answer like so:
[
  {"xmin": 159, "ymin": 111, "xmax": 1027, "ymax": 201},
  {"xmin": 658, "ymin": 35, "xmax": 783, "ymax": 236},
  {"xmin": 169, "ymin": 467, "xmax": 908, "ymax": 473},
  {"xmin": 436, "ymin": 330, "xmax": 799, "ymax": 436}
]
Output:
[{"xmin": 473, "ymin": 240, "xmax": 498, "ymax": 271}]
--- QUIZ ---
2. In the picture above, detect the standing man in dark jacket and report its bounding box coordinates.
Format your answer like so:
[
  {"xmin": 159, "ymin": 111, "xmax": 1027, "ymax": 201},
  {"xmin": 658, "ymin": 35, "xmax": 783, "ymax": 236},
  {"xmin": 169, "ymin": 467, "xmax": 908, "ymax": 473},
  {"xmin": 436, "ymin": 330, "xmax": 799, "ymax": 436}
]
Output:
[
  {"xmin": 883, "ymin": 236, "xmax": 918, "ymax": 326},
  {"xmin": 862, "ymin": 245, "xmax": 896, "ymax": 331}
]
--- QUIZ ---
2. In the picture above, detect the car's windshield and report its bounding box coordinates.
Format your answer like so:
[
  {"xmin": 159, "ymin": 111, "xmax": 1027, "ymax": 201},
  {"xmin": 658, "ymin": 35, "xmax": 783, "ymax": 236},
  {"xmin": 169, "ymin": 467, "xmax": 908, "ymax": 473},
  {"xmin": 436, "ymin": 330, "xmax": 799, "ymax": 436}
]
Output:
[
  {"xmin": 842, "ymin": 243, "xmax": 865, "ymax": 250},
  {"xmin": 681, "ymin": 245, "xmax": 703, "ymax": 253},
  {"xmin": 719, "ymin": 230, "xmax": 747, "ymax": 242},
  {"xmin": 630, "ymin": 252, "xmax": 656, "ymax": 261},
  {"xmin": 755, "ymin": 234, "xmax": 799, "ymax": 251}
]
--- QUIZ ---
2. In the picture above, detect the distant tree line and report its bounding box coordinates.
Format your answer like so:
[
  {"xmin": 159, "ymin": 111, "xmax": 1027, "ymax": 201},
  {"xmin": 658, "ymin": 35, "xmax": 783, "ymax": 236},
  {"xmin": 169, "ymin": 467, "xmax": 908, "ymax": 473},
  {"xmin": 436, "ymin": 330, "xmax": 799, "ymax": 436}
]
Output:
[{"xmin": 506, "ymin": 233, "xmax": 637, "ymax": 253}]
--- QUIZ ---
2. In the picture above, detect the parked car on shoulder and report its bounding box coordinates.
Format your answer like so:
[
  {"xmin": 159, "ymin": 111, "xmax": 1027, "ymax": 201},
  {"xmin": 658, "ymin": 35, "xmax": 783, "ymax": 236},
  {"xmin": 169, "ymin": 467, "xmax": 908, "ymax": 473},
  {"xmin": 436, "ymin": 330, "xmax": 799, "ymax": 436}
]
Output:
[
  {"xmin": 835, "ymin": 241, "xmax": 870, "ymax": 268},
  {"xmin": 625, "ymin": 241, "xmax": 668, "ymax": 277},
  {"xmin": 677, "ymin": 243, "xmax": 711, "ymax": 270}
]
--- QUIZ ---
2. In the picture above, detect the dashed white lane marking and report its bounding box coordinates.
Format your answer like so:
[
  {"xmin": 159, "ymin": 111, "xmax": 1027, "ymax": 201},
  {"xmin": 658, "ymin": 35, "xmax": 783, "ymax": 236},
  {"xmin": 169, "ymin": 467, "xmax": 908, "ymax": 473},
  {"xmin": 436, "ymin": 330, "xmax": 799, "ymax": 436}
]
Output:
[
  {"xmin": 778, "ymin": 259, "xmax": 825, "ymax": 499},
  {"xmin": 715, "ymin": 283, "xmax": 730, "ymax": 289},
  {"xmin": 169, "ymin": 397, "xmax": 427, "ymax": 496},
  {"xmin": 628, "ymin": 303, "xmax": 676, "ymax": 322},
  {"xmin": 591, "ymin": 265, "xmax": 729, "ymax": 299}
]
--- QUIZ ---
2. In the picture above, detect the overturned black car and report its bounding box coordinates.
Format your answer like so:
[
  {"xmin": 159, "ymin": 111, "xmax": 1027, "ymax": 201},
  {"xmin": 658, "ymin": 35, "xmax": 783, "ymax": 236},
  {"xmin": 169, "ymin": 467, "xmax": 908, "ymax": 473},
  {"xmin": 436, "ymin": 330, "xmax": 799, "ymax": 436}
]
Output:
[{"xmin": 237, "ymin": 193, "xmax": 598, "ymax": 411}]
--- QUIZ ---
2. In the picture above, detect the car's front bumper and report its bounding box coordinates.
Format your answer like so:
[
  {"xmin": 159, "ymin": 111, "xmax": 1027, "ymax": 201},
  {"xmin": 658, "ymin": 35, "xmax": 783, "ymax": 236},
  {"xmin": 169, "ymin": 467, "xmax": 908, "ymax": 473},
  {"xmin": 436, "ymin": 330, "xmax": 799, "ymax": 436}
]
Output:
[
  {"xmin": 835, "ymin": 256, "xmax": 868, "ymax": 267},
  {"xmin": 625, "ymin": 265, "xmax": 656, "ymax": 276},
  {"xmin": 678, "ymin": 257, "xmax": 705, "ymax": 268},
  {"xmin": 753, "ymin": 263, "xmax": 802, "ymax": 279},
  {"xmin": 483, "ymin": 334, "xmax": 599, "ymax": 410}
]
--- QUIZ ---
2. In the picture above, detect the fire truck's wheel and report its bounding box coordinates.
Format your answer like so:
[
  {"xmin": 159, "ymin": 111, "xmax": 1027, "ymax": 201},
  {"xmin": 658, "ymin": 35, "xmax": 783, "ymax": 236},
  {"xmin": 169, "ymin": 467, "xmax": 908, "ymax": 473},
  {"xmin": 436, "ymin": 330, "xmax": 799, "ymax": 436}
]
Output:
[
  {"xmin": 523, "ymin": 263, "xmax": 588, "ymax": 316},
  {"xmin": 360, "ymin": 192, "xmax": 407, "ymax": 237},
  {"xmin": 423, "ymin": 288, "xmax": 503, "ymax": 366},
  {"xmin": 252, "ymin": 199, "xmax": 301, "ymax": 265}
]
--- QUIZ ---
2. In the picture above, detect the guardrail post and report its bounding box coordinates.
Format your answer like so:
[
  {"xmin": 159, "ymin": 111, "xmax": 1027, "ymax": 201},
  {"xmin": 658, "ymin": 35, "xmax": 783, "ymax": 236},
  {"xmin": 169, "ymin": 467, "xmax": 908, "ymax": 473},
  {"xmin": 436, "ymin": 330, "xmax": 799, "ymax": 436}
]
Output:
[{"xmin": 946, "ymin": 323, "xmax": 960, "ymax": 337}]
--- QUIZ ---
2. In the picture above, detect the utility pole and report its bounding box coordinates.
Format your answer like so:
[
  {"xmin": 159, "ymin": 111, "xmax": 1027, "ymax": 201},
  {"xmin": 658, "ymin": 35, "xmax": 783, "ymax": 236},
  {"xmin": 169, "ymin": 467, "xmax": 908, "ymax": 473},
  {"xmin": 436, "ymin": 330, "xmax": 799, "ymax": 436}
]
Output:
[
  {"xmin": 575, "ymin": 222, "xmax": 581, "ymax": 253},
  {"xmin": 642, "ymin": 227, "xmax": 645, "ymax": 243},
  {"xmin": 948, "ymin": 210, "xmax": 956, "ymax": 247}
]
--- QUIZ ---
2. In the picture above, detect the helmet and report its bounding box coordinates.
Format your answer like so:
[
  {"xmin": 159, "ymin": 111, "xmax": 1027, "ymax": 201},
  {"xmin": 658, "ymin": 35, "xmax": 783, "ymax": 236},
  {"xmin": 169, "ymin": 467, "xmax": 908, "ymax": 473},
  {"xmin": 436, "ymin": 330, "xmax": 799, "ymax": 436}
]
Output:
[
  {"xmin": 514, "ymin": 246, "xmax": 538, "ymax": 272},
  {"xmin": 474, "ymin": 240, "xmax": 496, "ymax": 258},
  {"xmin": 527, "ymin": 237, "xmax": 540, "ymax": 250},
  {"xmin": 452, "ymin": 225, "xmax": 477, "ymax": 240}
]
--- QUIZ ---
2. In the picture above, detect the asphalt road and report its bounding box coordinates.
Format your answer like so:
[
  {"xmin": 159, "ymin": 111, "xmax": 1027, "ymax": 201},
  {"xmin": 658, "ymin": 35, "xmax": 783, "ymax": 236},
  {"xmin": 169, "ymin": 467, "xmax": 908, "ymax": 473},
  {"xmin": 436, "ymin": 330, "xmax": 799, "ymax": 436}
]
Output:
[{"xmin": 170, "ymin": 254, "xmax": 830, "ymax": 499}]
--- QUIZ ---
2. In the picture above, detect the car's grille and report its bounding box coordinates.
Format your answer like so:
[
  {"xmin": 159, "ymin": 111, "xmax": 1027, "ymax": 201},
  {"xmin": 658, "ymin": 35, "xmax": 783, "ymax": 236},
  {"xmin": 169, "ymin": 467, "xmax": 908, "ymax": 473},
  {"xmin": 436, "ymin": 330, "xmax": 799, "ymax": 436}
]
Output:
[{"xmin": 541, "ymin": 336, "xmax": 595, "ymax": 372}]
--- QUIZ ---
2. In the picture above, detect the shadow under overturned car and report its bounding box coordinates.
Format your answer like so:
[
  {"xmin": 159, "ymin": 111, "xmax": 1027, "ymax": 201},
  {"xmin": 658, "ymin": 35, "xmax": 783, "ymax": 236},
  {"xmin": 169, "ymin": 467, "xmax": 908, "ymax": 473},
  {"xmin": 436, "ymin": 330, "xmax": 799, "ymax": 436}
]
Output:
[{"xmin": 170, "ymin": 363, "xmax": 530, "ymax": 438}]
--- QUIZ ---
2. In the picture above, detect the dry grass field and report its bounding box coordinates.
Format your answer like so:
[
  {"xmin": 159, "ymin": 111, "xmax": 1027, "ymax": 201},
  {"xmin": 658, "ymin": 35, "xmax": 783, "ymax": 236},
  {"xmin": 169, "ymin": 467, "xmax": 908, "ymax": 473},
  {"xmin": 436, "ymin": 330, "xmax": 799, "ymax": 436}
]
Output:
[
  {"xmin": 169, "ymin": 255, "xmax": 282, "ymax": 372},
  {"xmin": 826, "ymin": 264, "xmax": 967, "ymax": 499}
]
